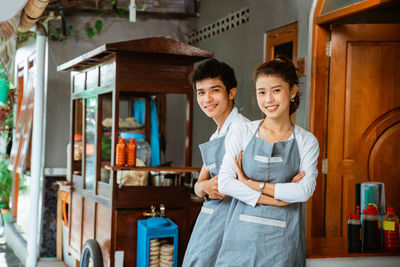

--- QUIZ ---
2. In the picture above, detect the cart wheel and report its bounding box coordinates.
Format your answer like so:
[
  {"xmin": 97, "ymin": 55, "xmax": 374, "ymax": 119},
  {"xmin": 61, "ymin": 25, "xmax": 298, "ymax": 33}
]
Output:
[{"xmin": 80, "ymin": 239, "xmax": 103, "ymax": 267}]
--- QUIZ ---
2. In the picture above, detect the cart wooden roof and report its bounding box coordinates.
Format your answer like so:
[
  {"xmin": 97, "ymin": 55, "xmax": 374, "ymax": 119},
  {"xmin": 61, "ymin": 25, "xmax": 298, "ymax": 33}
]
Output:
[{"xmin": 57, "ymin": 37, "xmax": 213, "ymax": 72}]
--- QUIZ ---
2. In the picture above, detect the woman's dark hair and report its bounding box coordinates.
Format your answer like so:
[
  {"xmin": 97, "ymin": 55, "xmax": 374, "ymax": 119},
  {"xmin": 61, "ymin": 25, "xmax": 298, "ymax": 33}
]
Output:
[
  {"xmin": 253, "ymin": 56, "xmax": 300, "ymax": 115},
  {"xmin": 192, "ymin": 58, "xmax": 237, "ymax": 93}
]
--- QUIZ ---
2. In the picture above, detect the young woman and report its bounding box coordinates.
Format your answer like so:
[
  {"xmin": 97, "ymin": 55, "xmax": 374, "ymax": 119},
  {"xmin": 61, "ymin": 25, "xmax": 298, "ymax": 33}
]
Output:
[
  {"xmin": 215, "ymin": 57, "xmax": 319, "ymax": 267},
  {"xmin": 182, "ymin": 58, "xmax": 249, "ymax": 267}
]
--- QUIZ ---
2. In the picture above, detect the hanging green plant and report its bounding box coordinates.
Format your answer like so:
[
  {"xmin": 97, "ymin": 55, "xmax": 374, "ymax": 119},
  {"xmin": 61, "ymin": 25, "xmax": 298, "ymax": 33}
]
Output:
[
  {"xmin": 0, "ymin": 157, "xmax": 12, "ymax": 210},
  {"xmin": 116, "ymin": 8, "xmax": 127, "ymax": 17},
  {"xmin": 0, "ymin": 65, "xmax": 14, "ymax": 139},
  {"xmin": 0, "ymin": 65, "xmax": 10, "ymax": 106},
  {"xmin": 95, "ymin": 20, "xmax": 103, "ymax": 33},
  {"xmin": 51, "ymin": 27, "xmax": 61, "ymax": 40},
  {"xmin": 87, "ymin": 27, "xmax": 95, "ymax": 39}
]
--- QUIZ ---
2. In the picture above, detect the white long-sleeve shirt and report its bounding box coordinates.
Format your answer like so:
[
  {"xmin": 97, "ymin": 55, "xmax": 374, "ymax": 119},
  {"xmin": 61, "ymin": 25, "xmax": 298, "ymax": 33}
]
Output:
[
  {"xmin": 208, "ymin": 107, "xmax": 249, "ymax": 141},
  {"xmin": 218, "ymin": 120, "xmax": 319, "ymax": 207}
]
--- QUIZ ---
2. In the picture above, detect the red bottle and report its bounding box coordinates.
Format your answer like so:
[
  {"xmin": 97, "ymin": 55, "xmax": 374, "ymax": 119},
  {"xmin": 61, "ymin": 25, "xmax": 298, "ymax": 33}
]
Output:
[
  {"xmin": 127, "ymin": 138, "xmax": 137, "ymax": 167},
  {"xmin": 116, "ymin": 138, "xmax": 126, "ymax": 167},
  {"xmin": 383, "ymin": 207, "xmax": 399, "ymax": 251}
]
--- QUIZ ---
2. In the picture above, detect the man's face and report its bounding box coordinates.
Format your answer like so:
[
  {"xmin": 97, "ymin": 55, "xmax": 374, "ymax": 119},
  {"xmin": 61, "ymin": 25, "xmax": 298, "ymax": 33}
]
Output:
[{"xmin": 196, "ymin": 77, "xmax": 235, "ymax": 122}]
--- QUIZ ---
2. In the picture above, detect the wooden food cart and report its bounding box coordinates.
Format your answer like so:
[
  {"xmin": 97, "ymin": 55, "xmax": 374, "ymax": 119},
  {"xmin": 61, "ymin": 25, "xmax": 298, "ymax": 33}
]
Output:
[{"xmin": 58, "ymin": 37, "xmax": 212, "ymax": 266}]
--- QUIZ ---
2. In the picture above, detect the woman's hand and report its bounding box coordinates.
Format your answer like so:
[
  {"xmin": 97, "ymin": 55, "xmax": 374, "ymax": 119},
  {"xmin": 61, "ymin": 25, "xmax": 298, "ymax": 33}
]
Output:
[
  {"xmin": 202, "ymin": 176, "xmax": 227, "ymax": 200},
  {"xmin": 234, "ymin": 151, "xmax": 249, "ymax": 183},
  {"xmin": 257, "ymin": 194, "xmax": 291, "ymax": 206},
  {"xmin": 291, "ymin": 171, "xmax": 305, "ymax": 183}
]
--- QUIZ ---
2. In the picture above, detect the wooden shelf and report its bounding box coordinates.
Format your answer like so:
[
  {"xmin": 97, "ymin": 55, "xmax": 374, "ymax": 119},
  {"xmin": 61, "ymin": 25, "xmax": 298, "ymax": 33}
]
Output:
[
  {"xmin": 307, "ymin": 237, "xmax": 400, "ymax": 258},
  {"xmin": 105, "ymin": 165, "xmax": 201, "ymax": 172}
]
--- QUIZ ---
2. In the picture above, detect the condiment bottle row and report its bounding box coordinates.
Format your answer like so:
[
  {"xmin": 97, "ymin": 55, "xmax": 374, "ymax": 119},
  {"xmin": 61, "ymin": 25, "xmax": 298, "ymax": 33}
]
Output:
[
  {"xmin": 348, "ymin": 204, "xmax": 399, "ymax": 253},
  {"xmin": 116, "ymin": 133, "xmax": 151, "ymax": 167}
]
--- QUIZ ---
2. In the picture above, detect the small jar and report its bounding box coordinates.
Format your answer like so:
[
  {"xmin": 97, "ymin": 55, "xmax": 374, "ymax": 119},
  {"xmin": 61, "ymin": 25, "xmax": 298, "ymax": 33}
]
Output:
[
  {"xmin": 383, "ymin": 207, "xmax": 399, "ymax": 251},
  {"xmin": 120, "ymin": 132, "xmax": 151, "ymax": 166},
  {"xmin": 74, "ymin": 134, "xmax": 83, "ymax": 161}
]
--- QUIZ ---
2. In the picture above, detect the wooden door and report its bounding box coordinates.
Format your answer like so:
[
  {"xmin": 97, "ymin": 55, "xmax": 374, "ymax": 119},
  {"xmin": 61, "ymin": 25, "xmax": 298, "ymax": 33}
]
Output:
[{"xmin": 325, "ymin": 24, "xmax": 400, "ymax": 237}]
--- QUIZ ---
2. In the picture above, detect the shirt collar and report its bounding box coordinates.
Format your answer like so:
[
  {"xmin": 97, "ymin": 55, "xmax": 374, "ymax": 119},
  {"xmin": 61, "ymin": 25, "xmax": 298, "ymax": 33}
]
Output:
[{"xmin": 213, "ymin": 107, "xmax": 239, "ymax": 138}]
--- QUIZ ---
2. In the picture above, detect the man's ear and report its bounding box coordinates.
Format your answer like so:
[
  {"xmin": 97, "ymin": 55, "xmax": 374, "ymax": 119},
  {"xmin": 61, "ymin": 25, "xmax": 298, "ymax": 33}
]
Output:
[{"xmin": 229, "ymin": 88, "xmax": 237, "ymax": 100}]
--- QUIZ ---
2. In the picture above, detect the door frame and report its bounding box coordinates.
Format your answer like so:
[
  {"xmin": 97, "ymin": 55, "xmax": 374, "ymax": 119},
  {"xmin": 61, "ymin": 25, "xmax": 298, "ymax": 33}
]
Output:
[
  {"xmin": 307, "ymin": 0, "xmax": 398, "ymax": 239},
  {"xmin": 265, "ymin": 22, "xmax": 298, "ymax": 62}
]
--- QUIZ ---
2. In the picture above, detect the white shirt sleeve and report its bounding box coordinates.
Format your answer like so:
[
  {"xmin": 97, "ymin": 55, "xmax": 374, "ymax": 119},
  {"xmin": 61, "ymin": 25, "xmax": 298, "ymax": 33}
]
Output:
[
  {"xmin": 218, "ymin": 122, "xmax": 261, "ymax": 207},
  {"xmin": 274, "ymin": 128, "xmax": 319, "ymax": 202}
]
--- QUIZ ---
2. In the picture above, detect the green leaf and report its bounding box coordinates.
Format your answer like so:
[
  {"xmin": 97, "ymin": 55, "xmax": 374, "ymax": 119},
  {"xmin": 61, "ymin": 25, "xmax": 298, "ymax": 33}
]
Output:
[
  {"xmin": 87, "ymin": 27, "xmax": 95, "ymax": 39},
  {"xmin": 116, "ymin": 8, "xmax": 126, "ymax": 17},
  {"xmin": 95, "ymin": 20, "xmax": 103, "ymax": 33},
  {"xmin": 109, "ymin": 0, "xmax": 116, "ymax": 5},
  {"xmin": 54, "ymin": 28, "xmax": 60, "ymax": 40},
  {"xmin": 66, "ymin": 26, "xmax": 72, "ymax": 36}
]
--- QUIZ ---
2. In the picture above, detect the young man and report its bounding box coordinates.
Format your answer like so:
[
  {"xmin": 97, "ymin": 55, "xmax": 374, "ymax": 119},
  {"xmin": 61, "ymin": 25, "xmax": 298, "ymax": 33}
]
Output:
[{"xmin": 182, "ymin": 58, "xmax": 249, "ymax": 267}]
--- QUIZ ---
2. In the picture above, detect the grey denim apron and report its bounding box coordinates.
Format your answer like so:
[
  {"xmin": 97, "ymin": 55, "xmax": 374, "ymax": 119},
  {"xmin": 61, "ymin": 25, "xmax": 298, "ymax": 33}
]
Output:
[
  {"xmin": 216, "ymin": 122, "xmax": 305, "ymax": 267},
  {"xmin": 183, "ymin": 134, "xmax": 232, "ymax": 267}
]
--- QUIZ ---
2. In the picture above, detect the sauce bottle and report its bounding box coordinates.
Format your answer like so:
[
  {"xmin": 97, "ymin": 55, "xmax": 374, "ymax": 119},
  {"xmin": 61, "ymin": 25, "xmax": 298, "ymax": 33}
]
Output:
[
  {"xmin": 383, "ymin": 207, "xmax": 399, "ymax": 251},
  {"xmin": 347, "ymin": 206, "xmax": 361, "ymax": 253},
  {"xmin": 116, "ymin": 138, "xmax": 126, "ymax": 167},
  {"xmin": 362, "ymin": 204, "xmax": 381, "ymax": 252},
  {"xmin": 127, "ymin": 138, "xmax": 137, "ymax": 167}
]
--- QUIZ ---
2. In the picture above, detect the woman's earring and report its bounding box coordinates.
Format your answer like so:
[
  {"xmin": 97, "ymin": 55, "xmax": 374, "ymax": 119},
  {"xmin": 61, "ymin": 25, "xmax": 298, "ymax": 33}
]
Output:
[{"xmin": 290, "ymin": 98, "xmax": 295, "ymax": 102}]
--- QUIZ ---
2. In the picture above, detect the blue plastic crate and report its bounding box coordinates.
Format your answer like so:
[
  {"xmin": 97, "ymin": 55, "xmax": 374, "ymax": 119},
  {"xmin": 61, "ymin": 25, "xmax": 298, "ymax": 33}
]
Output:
[{"xmin": 137, "ymin": 217, "xmax": 178, "ymax": 267}]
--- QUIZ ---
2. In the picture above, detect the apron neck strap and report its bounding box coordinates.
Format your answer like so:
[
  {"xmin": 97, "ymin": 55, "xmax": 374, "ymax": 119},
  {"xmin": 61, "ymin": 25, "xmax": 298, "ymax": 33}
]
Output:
[
  {"xmin": 290, "ymin": 120, "xmax": 296, "ymax": 140},
  {"xmin": 254, "ymin": 120, "xmax": 264, "ymax": 138},
  {"xmin": 256, "ymin": 120, "xmax": 296, "ymax": 141}
]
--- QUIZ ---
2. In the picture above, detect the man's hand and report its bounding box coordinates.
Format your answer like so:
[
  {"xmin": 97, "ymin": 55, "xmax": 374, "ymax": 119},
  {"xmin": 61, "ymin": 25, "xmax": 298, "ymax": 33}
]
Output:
[
  {"xmin": 273, "ymin": 199, "xmax": 291, "ymax": 207},
  {"xmin": 202, "ymin": 176, "xmax": 227, "ymax": 200}
]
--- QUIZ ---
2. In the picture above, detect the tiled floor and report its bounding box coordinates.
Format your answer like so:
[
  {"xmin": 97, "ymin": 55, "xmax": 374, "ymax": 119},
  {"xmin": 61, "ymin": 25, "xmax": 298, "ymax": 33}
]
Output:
[{"xmin": 0, "ymin": 232, "xmax": 23, "ymax": 267}]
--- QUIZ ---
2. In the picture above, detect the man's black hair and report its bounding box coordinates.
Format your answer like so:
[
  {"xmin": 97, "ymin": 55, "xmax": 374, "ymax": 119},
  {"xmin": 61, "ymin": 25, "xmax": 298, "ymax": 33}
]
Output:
[{"xmin": 192, "ymin": 58, "xmax": 237, "ymax": 93}]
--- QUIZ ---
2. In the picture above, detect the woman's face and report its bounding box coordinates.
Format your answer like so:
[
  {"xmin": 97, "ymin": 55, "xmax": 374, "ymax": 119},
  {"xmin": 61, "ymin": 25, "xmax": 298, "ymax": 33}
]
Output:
[{"xmin": 255, "ymin": 74, "xmax": 296, "ymax": 120}]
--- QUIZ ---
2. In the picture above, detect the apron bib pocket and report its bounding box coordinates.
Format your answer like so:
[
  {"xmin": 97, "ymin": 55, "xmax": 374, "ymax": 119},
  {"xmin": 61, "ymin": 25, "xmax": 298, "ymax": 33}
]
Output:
[
  {"xmin": 254, "ymin": 155, "xmax": 283, "ymax": 163},
  {"xmin": 239, "ymin": 214, "xmax": 286, "ymax": 228},
  {"xmin": 200, "ymin": 206, "xmax": 214, "ymax": 215}
]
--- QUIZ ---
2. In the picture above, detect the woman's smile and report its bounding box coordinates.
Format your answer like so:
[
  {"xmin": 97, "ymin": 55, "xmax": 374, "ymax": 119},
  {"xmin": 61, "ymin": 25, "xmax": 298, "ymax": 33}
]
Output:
[{"xmin": 265, "ymin": 105, "xmax": 279, "ymax": 112}]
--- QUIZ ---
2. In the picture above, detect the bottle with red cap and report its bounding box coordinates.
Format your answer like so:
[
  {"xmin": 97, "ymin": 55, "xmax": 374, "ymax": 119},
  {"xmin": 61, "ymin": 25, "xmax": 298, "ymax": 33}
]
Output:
[
  {"xmin": 127, "ymin": 138, "xmax": 137, "ymax": 167},
  {"xmin": 383, "ymin": 207, "xmax": 399, "ymax": 251},
  {"xmin": 116, "ymin": 138, "xmax": 126, "ymax": 167},
  {"xmin": 347, "ymin": 206, "xmax": 362, "ymax": 252},
  {"xmin": 362, "ymin": 204, "xmax": 381, "ymax": 252}
]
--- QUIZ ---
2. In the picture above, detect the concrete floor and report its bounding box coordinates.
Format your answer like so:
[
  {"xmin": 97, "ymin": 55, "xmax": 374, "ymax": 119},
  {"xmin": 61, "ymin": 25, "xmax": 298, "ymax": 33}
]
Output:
[
  {"xmin": 0, "ymin": 234, "xmax": 23, "ymax": 267},
  {"xmin": 37, "ymin": 260, "xmax": 68, "ymax": 267},
  {"xmin": 1, "ymin": 226, "xmax": 67, "ymax": 267}
]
